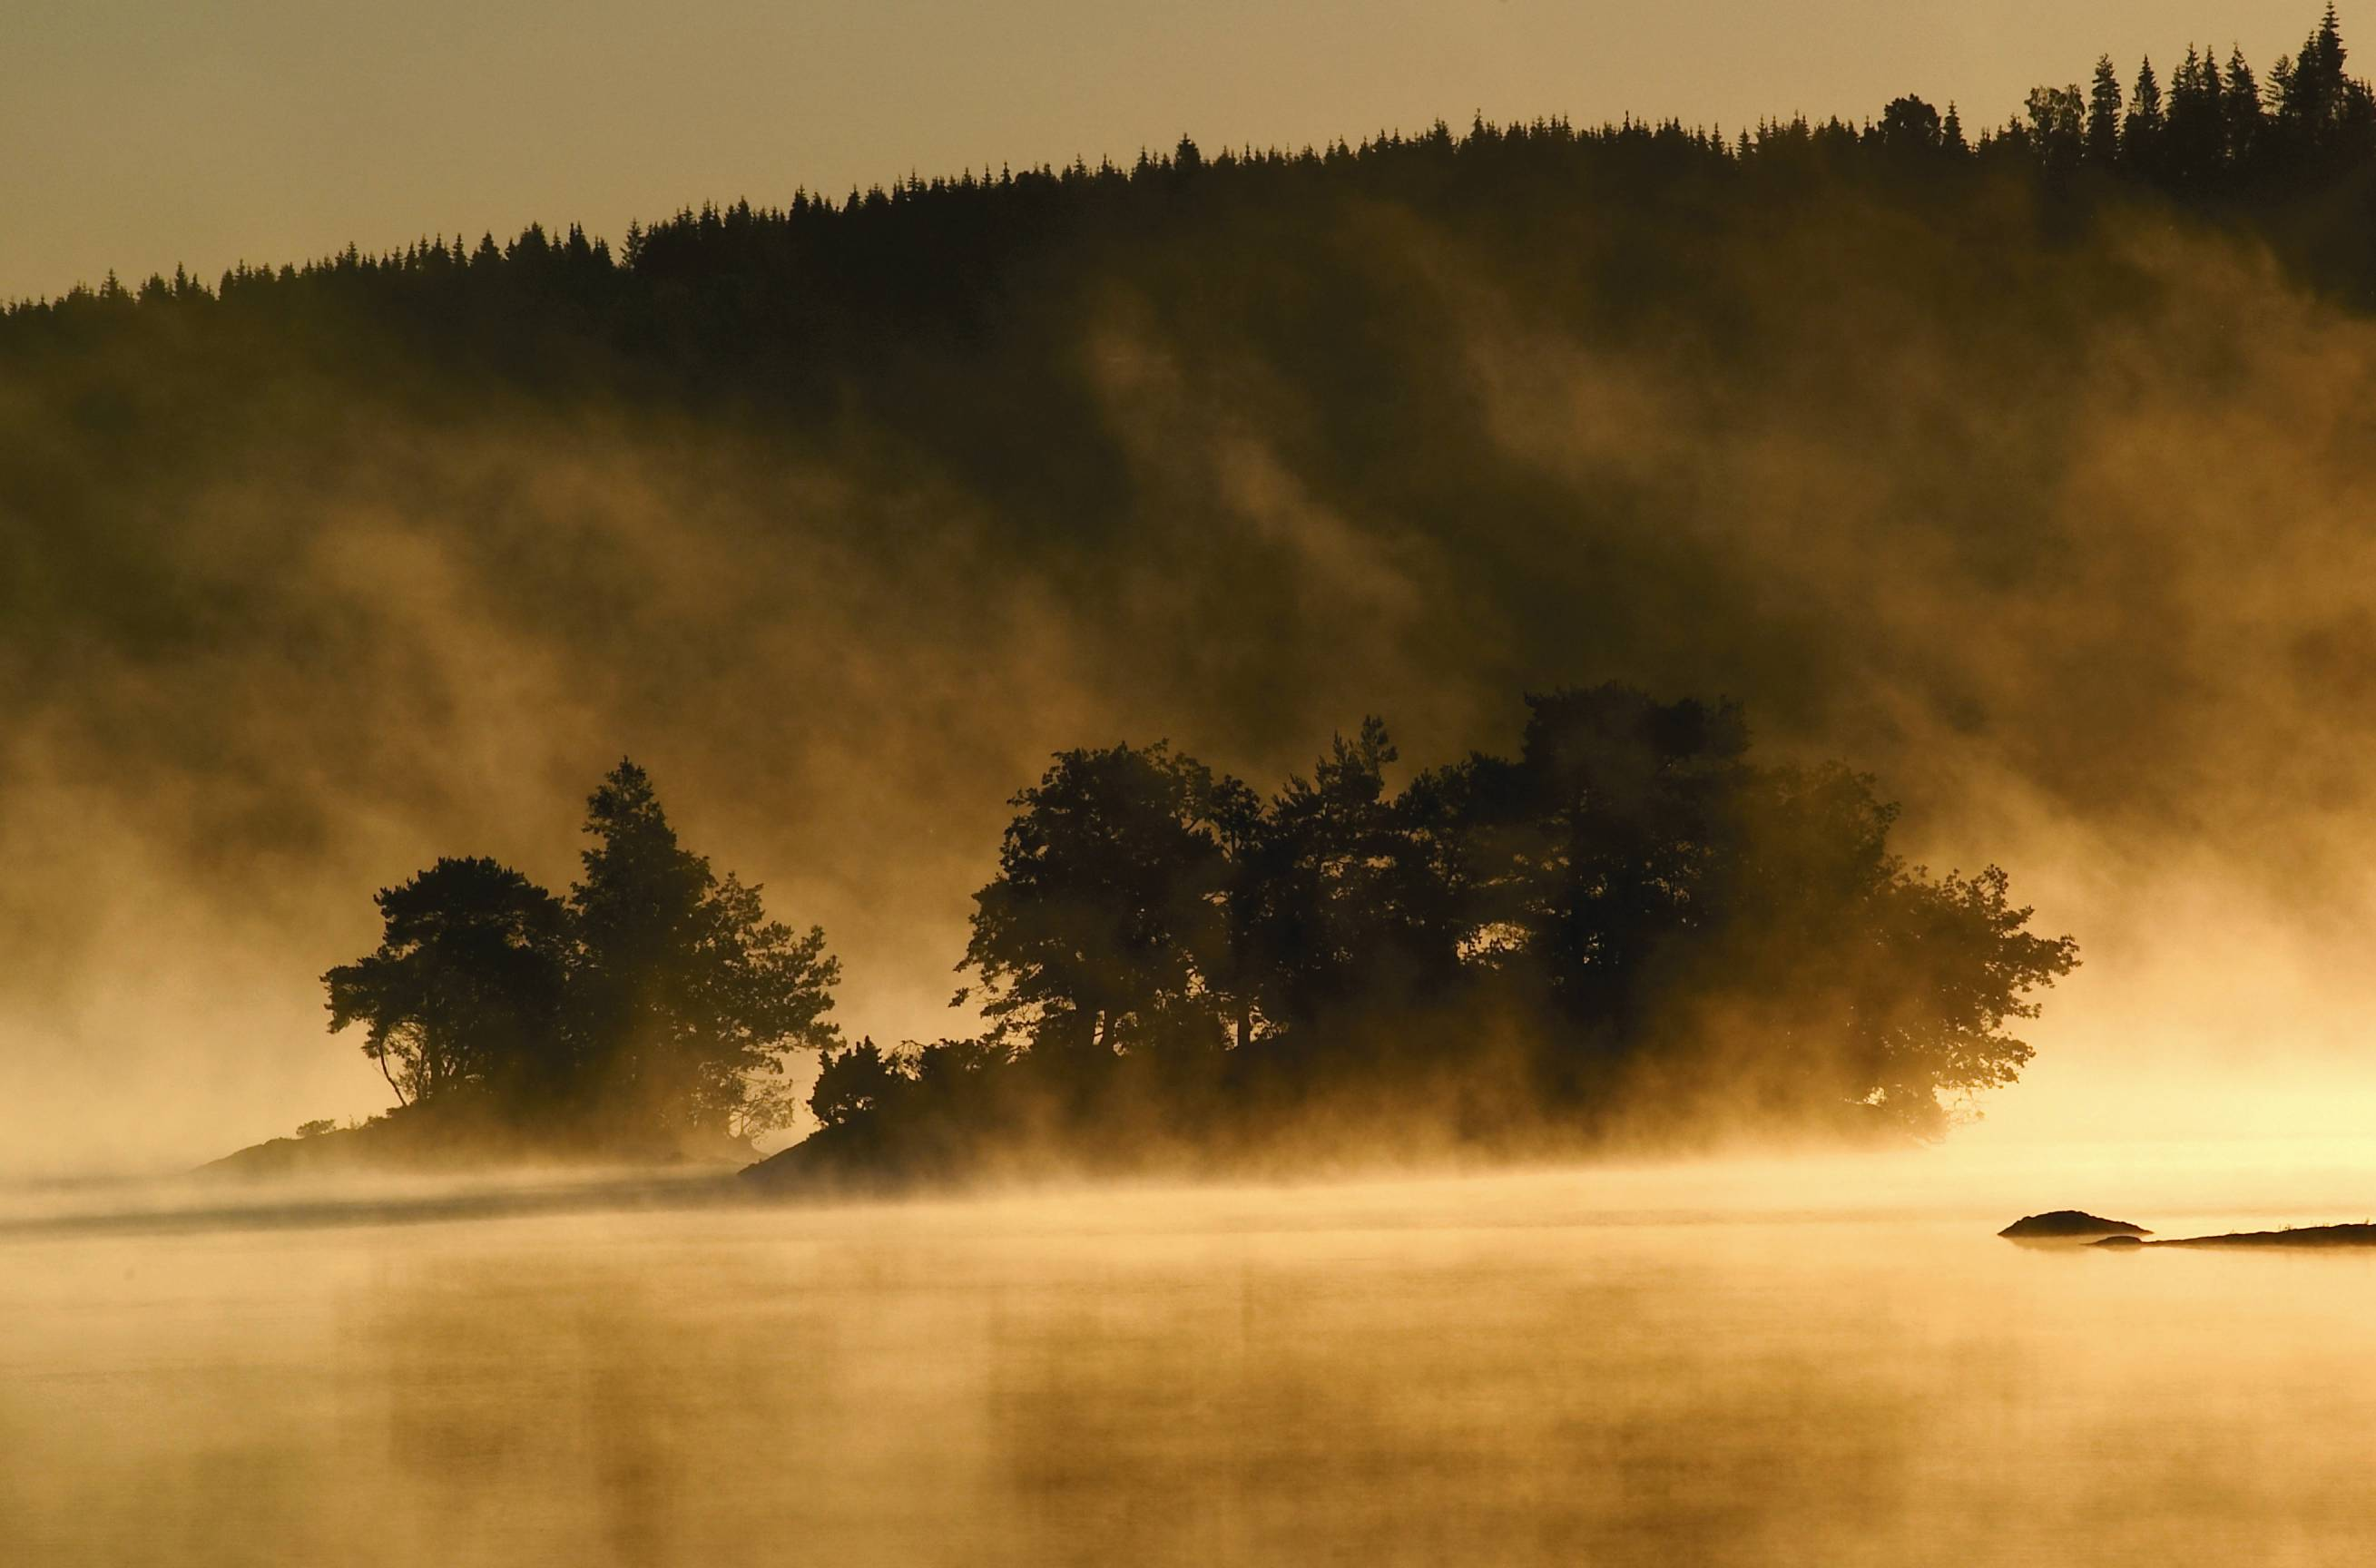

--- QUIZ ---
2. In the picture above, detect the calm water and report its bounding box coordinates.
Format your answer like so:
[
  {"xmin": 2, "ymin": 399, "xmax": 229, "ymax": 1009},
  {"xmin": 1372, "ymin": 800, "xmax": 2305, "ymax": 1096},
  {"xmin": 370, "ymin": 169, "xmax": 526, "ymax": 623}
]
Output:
[{"xmin": 5, "ymin": 1152, "xmax": 2376, "ymax": 1566}]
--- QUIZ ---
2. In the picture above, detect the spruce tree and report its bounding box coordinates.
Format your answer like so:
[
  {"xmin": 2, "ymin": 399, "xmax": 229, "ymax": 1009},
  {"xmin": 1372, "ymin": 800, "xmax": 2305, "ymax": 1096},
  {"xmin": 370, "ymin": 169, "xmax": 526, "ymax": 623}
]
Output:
[
  {"xmin": 2086, "ymin": 56, "xmax": 2125, "ymax": 166},
  {"xmin": 2165, "ymin": 46, "xmax": 2228, "ymax": 187},
  {"xmin": 2124, "ymin": 56, "xmax": 2166, "ymax": 174},
  {"xmin": 566, "ymin": 760, "xmax": 839, "ymax": 1139},
  {"xmin": 2224, "ymin": 45, "xmax": 2264, "ymax": 166}
]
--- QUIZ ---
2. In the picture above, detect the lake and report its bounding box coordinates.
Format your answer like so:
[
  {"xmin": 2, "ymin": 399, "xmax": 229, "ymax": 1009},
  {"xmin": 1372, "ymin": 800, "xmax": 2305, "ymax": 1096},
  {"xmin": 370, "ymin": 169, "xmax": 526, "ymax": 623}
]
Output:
[{"xmin": 5, "ymin": 1147, "xmax": 2375, "ymax": 1566}]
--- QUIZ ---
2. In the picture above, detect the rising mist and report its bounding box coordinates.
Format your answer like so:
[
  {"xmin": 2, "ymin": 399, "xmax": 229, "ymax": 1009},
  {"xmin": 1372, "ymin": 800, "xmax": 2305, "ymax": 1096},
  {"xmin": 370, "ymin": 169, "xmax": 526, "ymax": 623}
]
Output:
[{"xmin": 12, "ymin": 27, "xmax": 2376, "ymax": 1171}]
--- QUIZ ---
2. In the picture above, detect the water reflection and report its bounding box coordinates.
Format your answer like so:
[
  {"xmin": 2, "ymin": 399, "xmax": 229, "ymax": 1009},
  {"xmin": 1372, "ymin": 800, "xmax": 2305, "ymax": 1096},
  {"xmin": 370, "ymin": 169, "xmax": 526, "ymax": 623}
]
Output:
[{"xmin": 5, "ymin": 1156, "xmax": 2376, "ymax": 1565}]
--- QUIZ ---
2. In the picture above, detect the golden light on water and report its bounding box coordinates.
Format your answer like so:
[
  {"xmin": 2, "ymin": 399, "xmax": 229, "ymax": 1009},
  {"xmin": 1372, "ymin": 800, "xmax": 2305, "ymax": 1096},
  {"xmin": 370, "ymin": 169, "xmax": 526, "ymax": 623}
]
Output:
[{"xmin": 11, "ymin": 1151, "xmax": 2376, "ymax": 1566}]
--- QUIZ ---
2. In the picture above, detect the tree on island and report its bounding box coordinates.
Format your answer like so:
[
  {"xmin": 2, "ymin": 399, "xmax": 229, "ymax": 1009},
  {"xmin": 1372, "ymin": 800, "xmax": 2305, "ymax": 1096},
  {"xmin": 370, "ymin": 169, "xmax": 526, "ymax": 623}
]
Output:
[
  {"xmin": 859, "ymin": 686, "xmax": 2078, "ymax": 1167},
  {"xmin": 324, "ymin": 857, "xmax": 567, "ymax": 1109},
  {"xmin": 1225, "ymin": 715, "xmax": 1469, "ymax": 1063},
  {"xmin": 565, "ymin": 760, "xmax": 840, "ymax": 1138},
  {"xmin": 957, "ymin": 742, "xmax": 1252, "ymax": 1060},
  {"xmin": 319, "ymin": 694, "xmax": 2074, "ymax": 1175},
  {"xmin": 810, "ymin": 1037, "xmax": 906, "ymax": 1129},
  {"xmin": 324, "ymin": 761, "xmax": 838, "ymax": 1144}
]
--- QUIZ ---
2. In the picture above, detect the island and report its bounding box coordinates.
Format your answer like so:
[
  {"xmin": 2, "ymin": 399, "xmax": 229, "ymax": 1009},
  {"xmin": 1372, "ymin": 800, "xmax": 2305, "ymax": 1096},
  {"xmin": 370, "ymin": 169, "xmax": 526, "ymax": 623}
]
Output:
[{"xmin": 221, "ymin": 694, "xmax": 2078, "ymax": 1189}]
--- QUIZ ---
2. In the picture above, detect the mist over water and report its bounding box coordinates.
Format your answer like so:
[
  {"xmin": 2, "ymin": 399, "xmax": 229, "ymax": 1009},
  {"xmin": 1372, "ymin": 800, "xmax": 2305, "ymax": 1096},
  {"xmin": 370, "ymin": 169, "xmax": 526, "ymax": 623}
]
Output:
[{"xmin": 7, "ymin": 1150, "xmax": 2376, "ymax": 1567}]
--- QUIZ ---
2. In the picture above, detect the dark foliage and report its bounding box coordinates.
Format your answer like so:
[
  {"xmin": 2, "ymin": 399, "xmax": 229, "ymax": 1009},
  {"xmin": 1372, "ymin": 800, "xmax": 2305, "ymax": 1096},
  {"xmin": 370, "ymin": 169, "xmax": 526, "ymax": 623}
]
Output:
[
  {"xmin": 325, "ymin": 763, "xmax": 838, "ymax": 1142},
  {"xmin": 800, "ymin": 688, "xmax": 2077, "ymax": 1174},
  {"xmin": 12, "ymin": 8, "xmax": 2376, "ymax": 419},
  {"xmin": 565, "ymin": 761, "xmax": 840, "ymax": 1136},
  {"xmin": 325, "ymin": 857, "xmax": 567, "ymax": 1109}
]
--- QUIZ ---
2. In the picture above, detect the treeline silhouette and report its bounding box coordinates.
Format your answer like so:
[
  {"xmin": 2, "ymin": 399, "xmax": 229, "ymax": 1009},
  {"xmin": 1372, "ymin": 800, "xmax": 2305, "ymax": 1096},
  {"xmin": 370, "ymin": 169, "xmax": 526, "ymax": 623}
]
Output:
[
  {"xmin": 10, "ymin": 5, "xmax": 2376, "ymax": 413},
  {"xmin": 331, "ymin": 691, "xmax": 2074, "ymax": 1171},
  {"xmin": 800, "ymin": 688, "xmax": 2075, "ymax": 1176}
]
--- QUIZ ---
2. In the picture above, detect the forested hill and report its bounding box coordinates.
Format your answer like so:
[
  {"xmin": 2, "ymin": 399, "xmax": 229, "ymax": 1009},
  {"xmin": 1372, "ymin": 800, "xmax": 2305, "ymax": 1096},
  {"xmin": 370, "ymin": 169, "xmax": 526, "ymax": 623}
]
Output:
[{"xmin": 9, "ymin": 5, "xmax": 2376, "ymax": 418}]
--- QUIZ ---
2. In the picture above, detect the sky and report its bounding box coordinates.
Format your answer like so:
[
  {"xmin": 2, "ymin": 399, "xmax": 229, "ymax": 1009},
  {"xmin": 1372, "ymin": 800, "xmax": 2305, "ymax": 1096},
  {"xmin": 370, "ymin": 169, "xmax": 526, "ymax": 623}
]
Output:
[{"xmin": 2, "ymin": 0, "xmax": 2321, "ymax": 304}]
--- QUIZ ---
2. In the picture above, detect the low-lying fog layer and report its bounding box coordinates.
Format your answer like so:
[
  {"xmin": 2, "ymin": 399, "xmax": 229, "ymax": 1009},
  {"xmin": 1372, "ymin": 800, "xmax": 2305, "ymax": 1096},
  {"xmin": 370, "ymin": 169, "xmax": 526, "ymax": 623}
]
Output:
[{"xmin": 5, "ymin": 1147, "xmax": 2373, "ymax": 1567}]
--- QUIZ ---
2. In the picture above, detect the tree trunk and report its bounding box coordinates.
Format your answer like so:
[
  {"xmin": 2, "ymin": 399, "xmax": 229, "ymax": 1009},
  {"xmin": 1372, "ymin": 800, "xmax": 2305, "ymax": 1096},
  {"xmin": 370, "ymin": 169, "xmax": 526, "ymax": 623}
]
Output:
[{"xmin": 374, "ymin": 1044, "xmax": 409, "ymax": 1108}]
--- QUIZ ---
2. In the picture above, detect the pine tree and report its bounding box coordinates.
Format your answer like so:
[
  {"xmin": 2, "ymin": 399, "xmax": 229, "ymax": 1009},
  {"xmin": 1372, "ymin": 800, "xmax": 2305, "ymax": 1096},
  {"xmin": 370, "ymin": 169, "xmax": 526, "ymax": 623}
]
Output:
[
  {"xmin": 2124, "ymin": 56, "xmax": 2166, "ymax": 173},
  {"xmin": 2280, "ymin": 5, "xmax": 2348, "ymax": 135},
  {"xmin": 2199, "ymin": 47, "xmax": 2229, "ymax": 158},
  {"xmin": 2086, "ymin": 56, "xmax": 2125, "ymax": 165},
  {"xmin": 2224, "ymin": 44, "xmax": 2264, "ymax": 166},
  {"xmin": 2165, "ymin": 45, "xmax": 2228, "ymax": 187},
  {"xmin": 2312, "ymin": 2, "xmax": 2349, "ymax": 110},
  {"xmin": 566, "ymin": 760, "xmax": 839, "ymax": 1138},
  {"xmin": 2268, "ymin": 52, "xmax": 2297, "ymax": 117}
]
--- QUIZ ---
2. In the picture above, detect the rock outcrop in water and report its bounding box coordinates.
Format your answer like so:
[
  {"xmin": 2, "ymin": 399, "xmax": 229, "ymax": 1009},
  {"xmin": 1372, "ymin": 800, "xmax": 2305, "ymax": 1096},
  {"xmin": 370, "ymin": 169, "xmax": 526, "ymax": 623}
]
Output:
[
  {"xmin": 2094, "ymin": 1222, "xmax": 2376, "ymax": 1249},
  {"xmin": 2002, "ymin": 1212, "xmax": 2376, "ymax": 1250},
  {"xmin": 1998, "ymin": 1210, "xmax": 2150, "ymax": 1239}
]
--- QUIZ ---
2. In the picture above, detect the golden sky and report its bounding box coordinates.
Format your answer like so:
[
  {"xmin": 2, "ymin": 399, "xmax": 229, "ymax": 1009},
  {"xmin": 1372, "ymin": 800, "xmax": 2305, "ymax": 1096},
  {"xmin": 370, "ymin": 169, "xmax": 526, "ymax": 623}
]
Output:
[{"xmin": 4, "ymin": 0, "xmax": 2318, "ymax": 302}]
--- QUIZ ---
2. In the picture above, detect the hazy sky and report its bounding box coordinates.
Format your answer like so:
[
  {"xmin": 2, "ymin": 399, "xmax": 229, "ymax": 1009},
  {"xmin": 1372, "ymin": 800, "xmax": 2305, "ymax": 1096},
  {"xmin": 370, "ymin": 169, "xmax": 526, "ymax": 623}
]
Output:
[{"xmin": 4, "ymin": 1, "xmax": 2318, "ymax": 303}]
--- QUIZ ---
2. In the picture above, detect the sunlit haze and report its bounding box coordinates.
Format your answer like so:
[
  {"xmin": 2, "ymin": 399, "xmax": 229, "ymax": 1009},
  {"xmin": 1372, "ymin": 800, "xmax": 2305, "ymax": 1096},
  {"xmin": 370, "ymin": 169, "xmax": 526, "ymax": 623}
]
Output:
[{"xmin": 15, "ymin": 7, "xmax": 2376, "ymax": 1560}]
